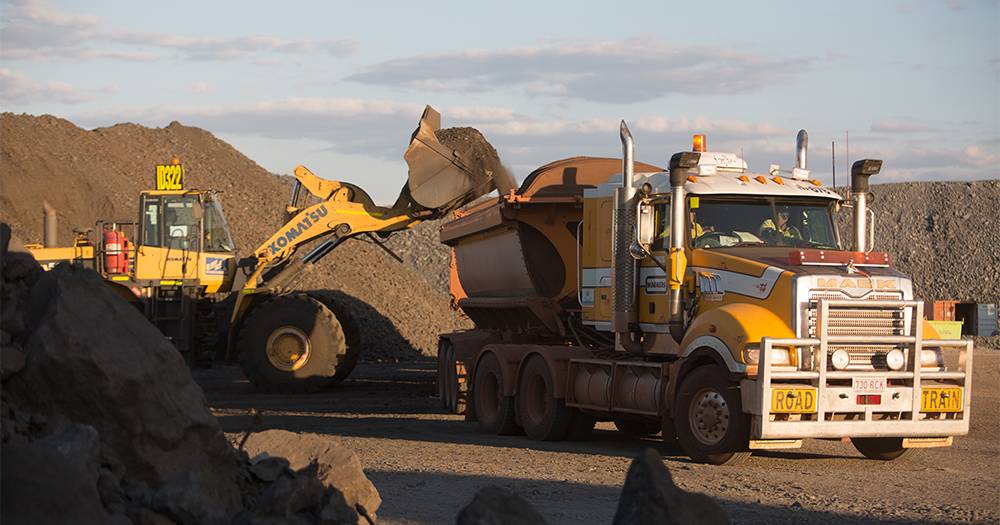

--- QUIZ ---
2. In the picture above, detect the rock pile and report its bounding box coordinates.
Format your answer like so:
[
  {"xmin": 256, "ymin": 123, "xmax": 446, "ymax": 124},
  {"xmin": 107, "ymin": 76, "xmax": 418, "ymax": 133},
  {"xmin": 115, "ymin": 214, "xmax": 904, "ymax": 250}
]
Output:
[
  {"xmin": 0, "ymin": 113, "xmax": 471, "ymax": 360},
  {"xmin": 837, "ymin": 180, "xmax": 1000, "ymax": 303},
  {"xmin": 0, "ymin": 226, "xmax": 381, "ymax": 525},
  {"xmin": 454, "ymin": 448, "xmax": 728, "ymax": 525}
]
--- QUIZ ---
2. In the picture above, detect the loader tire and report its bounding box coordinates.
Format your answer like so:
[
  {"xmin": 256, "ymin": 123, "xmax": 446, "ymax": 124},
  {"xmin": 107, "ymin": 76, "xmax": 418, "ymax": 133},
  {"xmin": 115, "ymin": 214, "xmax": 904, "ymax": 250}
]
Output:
[
  {"xmin": 473, "ymin": 352, "xmax": 519, "ymax": 435},
  {"xmin": 674, "ymin": 365, "xmax": 751, "ymax": 465},
  {"xmin": 238, "ymin": 294, "xmax": 346, "ymax": 393},
  {"xmin": 517, "ymin": 355, "xmax": 573, "ymax": 441},
  {"xmin": 307, "ymin": 291, "xmax": 362, "ymax": 385}
]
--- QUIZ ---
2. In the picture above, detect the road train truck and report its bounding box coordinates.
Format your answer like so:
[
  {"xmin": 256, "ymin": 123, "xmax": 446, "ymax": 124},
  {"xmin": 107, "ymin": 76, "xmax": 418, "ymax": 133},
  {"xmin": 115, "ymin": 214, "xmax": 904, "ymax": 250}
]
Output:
[{"xmin": 437, "ymin": 124, "xmax": 973, "ymax": 464}]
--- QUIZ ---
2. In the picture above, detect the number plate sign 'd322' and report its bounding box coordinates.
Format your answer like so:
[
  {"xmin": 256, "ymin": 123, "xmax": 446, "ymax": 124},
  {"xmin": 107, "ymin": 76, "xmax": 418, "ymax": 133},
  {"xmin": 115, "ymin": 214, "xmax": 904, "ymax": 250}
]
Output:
[{"xmin": 156, "ymin": 163, "xmax": 184, "ymax": 191}]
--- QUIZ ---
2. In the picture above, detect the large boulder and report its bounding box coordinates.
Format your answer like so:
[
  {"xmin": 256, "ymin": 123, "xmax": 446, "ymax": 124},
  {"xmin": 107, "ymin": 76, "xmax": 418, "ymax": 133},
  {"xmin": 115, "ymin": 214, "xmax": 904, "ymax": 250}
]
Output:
[
  {"xmin": 242, "ymin": 429, "xmax": 382, "ymax": 517},
  {"xmin": 456, "ymin": 486, "xmax": 547, "ymax": 525},
  {"xmin": 611, "ymin": 448, "xmax": 728, "ymax": 525}
]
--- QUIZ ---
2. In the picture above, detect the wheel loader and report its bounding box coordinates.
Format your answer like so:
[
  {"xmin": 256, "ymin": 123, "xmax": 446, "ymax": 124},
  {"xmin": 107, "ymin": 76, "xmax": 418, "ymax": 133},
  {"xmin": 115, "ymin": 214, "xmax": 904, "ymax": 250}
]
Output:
[{"xmin": 25, "ymin": 106, "xmax": 510, "ymax": 392}]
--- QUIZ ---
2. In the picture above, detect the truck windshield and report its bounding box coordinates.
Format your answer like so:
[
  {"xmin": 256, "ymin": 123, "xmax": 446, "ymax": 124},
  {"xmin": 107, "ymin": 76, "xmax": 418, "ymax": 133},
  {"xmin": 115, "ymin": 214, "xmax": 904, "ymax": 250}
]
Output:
[{"xmin": 690, "ymin": 197, "xmax": 840, "ymax": 250}]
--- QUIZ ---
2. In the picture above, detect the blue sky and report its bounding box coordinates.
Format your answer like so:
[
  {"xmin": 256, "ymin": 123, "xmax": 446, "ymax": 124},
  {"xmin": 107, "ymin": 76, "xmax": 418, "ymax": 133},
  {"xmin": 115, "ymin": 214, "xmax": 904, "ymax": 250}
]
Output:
[{"xmin": 2, "ymin": 0, "xmax": 997, "ymax": 202}]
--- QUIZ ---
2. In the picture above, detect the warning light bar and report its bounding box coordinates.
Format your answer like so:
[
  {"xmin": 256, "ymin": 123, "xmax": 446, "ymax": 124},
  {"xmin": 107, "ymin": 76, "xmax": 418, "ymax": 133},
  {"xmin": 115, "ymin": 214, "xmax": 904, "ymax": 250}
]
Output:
[{"xmin": 692, "ymin": 134, "xmax": 706, "ymax": 153}]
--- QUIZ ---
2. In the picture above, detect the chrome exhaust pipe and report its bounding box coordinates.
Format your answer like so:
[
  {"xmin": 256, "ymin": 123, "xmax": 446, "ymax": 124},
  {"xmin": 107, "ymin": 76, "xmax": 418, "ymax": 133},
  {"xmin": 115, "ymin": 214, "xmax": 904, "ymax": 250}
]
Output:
[
  {"xmin": 796, "ymin": 129, "xmax": 808, "ymax": 170},
  {"xmin": 611, "ymin": 121, "xmax": 639, "ymax": 350},
  {"xmin": 43, "ymin": 201, "xmax": 57, "ymax": 248},
  {"xmin": 851, "ymin": 159, "xmax": 882, "ymax": 252},
  {"xmin": 667, "ymin": 152, "xmax": 699, "ymax": 340}
]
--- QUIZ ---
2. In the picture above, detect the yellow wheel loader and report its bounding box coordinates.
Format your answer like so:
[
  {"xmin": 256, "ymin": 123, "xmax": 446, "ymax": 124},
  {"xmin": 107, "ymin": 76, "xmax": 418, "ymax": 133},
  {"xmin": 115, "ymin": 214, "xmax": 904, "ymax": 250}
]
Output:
[{"xmin": 26, "ymin": 106, "xmax": 509, "ymax": 392}]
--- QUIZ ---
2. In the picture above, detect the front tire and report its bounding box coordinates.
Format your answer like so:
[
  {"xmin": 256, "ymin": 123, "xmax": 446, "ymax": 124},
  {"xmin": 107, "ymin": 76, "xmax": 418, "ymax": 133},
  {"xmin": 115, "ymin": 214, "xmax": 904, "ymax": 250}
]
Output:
[
  {"xmin": 237, "ymin": 294, "xmax": 347, "ymax": 393},
  {"xmin": 674, "ymin": 365, "xmax": 751, "ymax": 465},
  {"xmin": 851, "ymin": 437, "xmax": 909, "ymax": 461},
  {"xmin": 473, "ymin": 352, "xmax": 519, "ymax": 435}
]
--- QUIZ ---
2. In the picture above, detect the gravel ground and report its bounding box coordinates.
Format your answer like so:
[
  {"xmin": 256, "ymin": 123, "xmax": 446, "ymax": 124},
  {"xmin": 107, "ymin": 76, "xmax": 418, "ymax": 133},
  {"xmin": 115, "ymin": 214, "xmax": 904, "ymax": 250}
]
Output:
[{"xmin": 200, "ymin": 349, "xmax": 999, "ymax": 525}]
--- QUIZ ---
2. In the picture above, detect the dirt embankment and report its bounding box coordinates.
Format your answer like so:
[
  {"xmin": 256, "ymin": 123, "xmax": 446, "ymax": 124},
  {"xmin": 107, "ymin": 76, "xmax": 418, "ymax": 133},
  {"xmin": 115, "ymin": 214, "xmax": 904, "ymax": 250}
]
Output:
[{"xmin": 0, "ymin": 113, "xmax": 471, "ymax": 360}]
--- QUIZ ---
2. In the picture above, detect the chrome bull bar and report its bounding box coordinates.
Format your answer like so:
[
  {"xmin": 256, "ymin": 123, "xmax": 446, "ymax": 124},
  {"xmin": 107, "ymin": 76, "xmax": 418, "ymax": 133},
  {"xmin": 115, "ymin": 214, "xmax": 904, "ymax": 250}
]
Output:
[{"xmin": 742, "ymin": 300, "xmax": 973, "ymax": 440}]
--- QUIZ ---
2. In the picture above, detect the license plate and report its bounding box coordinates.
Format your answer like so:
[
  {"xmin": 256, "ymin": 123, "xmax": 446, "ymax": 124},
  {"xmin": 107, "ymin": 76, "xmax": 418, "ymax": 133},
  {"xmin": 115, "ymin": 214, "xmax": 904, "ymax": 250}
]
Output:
[
  {"xmin": 853, "ymin": 376, "xmax": 886, "ymax": 394},
  {"xmin": 771, "ymin": 388, "xmax": 817, "ymax": 414},
  {"xmin": 921, "ymin": 387, "xmax": 962, "ymax": 412}
]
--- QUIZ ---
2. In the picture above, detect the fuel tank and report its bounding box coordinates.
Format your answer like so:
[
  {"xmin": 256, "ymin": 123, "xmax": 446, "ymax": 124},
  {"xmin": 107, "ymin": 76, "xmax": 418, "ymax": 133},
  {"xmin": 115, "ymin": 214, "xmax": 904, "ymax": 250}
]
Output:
[{"xmin": 440, "ymin": 157, "xmax": 662, "ymax": 334}]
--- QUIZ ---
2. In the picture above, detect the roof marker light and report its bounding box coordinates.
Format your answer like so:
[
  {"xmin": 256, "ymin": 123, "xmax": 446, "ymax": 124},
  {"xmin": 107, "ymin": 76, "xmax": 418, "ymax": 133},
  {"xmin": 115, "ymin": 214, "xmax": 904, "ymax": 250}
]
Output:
[
  {"xmin": 692, "ymin": 134, "xmax": 706, "ymax": 152},
  {"xmin": 687, "ymin": 175, "xmax": 699, "ymax": 183},
  {"xmin": 754, "ymin": 175, "xmax": 768, "ymax": 184},
  {"xmin": 810, "ymin": 179, "xmax": 822, "ymax": 187},
  {"xmin": 772, "ymin": 176, "xmax": 785, "ymax": 185},
  {"xmin": 738, "ymin": 175, "xmax": 750, "ymax": 184}
]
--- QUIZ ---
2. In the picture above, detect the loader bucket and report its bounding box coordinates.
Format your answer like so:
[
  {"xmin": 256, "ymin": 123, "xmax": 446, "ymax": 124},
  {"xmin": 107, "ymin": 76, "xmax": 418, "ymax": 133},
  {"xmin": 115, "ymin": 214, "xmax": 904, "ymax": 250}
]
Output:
[{"xmin": 403, "ymin": 106, "xmax": 510, "ymax": 214}]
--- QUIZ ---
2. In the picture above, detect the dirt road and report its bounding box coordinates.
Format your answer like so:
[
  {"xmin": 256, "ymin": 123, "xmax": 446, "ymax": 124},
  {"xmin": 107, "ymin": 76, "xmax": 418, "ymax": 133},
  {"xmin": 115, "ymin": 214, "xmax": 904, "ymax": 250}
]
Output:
[{"xmin": 199, "ymin": 350, "xmax": 1000, "ymax": 525}]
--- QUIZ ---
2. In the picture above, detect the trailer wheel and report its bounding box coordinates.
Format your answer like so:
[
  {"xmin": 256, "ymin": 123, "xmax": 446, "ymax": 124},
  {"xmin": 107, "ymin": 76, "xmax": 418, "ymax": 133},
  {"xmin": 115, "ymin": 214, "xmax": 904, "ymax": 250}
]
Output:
[
  {"xmin": 674, "ymin": 365, "xmax": 751, "ymax": 465},
  {"xmin": 518, "ymin": 355, "xmax": 574, "ymax": 441},
  {"xmin": 613, "ymin": 418, "xmax": 661, "ymax": 439},
  {"xmin": 851, "ymin": 437, "xmax": 909, "ymax": 461},
  {"xmin": 237, "ymin": 294, "xmax": 346, "ymax": 393},
  {"xmin": 473, "ymin": 352, "xmax": 519, "ymax": 435},
  {"xmin": 437, "ymin": 340, "xmax": 467, "ymax": 414}
]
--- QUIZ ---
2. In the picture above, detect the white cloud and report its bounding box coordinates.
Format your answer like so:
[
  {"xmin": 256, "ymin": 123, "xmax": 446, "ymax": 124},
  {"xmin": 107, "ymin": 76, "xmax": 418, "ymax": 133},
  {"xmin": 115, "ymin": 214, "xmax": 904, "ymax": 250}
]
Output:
[
  {"xmin": 961, "ymin": 145, "xmax": 999, "ymax": 167},
  {"xmin": 346, "ymin": 36, "xmax": 811, "ymax": 103},
  {"xmin": 0, "ymin": 0, "xmax": 358, "ymax": 62},
  {"xmin": 870, "ymin": 119, "xmax": 940, "ymax": 134},
  {"xmin": 0, "ymin": 68, "xmax": 92, "ymax": 104}
]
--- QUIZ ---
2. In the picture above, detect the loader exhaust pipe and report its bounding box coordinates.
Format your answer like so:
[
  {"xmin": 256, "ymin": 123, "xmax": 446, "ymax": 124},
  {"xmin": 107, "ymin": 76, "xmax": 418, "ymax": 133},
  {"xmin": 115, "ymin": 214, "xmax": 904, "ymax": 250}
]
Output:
[
  {"xmin": 850, "ymin": 159, "xmax": 882, "ymax": 252},
  {"xmin": 611, "ymin": 121, "xmax": 639, "ymax": 351},
  {"xmin": 43, "ymin": 201, "xmax": 57, "ymax": 248}
]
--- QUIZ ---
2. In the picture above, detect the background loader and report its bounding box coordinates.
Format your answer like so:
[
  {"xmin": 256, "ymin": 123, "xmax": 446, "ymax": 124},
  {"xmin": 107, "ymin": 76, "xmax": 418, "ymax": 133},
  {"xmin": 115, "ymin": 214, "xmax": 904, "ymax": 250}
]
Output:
[{"xmin": 25, "ymin": 106, "xmax": 509, "ymax": 392}]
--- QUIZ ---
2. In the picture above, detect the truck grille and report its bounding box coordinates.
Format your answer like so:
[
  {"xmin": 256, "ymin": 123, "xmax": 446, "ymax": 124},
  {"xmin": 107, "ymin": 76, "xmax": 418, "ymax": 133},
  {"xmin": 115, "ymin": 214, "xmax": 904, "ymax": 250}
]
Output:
[{"xmin": 807, "ymin": 291, "xmax": 907, "ymax": 370}]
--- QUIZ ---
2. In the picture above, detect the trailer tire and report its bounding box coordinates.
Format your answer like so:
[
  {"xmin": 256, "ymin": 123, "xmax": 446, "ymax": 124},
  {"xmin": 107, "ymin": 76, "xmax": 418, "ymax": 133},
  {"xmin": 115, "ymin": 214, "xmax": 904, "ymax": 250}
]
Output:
[
  {"xmin": 437, "ymin": 340, "xmax": 467, "ymax": 414},
  {"xmin": 614, "ymin": 417, "xmax": 661, "ymax": 439},
  {"xmin": 851, "ymin": 437, "xmax": 909, "ymax": 461},
  {"xmin": 674, "ymin": 365, "xmax": 751, "ymax": 465},
  {"xmin": 306, "ymin": 292, "xmax": 362, "ymax": 385},
  {"xmin": 473, "ymin": 353, "xmax": 519, "ymax": 435},
  {"xmin": 238, "ymin": 294, "xmax": 346, "ymax": 393},
  {"xmin": 518, "ymin": 355, "xmax": 574, "ymax": 441}
]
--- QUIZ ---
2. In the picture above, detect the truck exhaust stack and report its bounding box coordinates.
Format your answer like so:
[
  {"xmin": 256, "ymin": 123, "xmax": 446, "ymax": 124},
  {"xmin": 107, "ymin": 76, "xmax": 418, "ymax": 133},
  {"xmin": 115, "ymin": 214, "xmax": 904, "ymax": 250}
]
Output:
[{"xmin": 611, "ymin": 122, "xmax": 639, "ymax": 350}]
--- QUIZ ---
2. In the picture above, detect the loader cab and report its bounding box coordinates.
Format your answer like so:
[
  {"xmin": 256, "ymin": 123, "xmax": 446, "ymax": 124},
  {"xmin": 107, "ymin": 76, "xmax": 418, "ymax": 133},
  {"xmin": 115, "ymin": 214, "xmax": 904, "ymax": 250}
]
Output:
[{"xmin": 135, "ymin": 189, "xmax": 237, "ymax": 293}]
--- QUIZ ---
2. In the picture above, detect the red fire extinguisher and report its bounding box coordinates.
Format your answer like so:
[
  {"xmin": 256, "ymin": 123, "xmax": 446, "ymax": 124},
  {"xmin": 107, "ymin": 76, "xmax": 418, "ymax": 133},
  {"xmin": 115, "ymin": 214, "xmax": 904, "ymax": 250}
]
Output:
[{"xmin": 103, "ymin": 227, "xmax": 130, "ymax": 275}]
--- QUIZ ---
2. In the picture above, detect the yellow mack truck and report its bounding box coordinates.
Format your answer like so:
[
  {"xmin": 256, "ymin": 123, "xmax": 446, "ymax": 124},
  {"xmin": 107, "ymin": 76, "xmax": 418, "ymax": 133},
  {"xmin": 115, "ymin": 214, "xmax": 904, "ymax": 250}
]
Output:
[{"xmin": 437, "ymin": 124, "xmax": 972, "ymax": 464}]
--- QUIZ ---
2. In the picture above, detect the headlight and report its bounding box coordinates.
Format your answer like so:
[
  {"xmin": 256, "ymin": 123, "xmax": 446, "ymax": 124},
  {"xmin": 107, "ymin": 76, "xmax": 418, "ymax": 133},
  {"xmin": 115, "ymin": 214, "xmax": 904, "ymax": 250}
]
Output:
[
  {"xmin": 743, "ymin": 345, "xmax": 792, "ymax": 366},
  {"xmin": 831, "ymin": 349, "xmax": 850, "ymax": 370},
  {"xmin": 885, "ymin": 349, "xmax": 905, "ymax": 371},
  {"xmin": 921, "ymin": 348, "xmax": 944, "ymax": 368}
]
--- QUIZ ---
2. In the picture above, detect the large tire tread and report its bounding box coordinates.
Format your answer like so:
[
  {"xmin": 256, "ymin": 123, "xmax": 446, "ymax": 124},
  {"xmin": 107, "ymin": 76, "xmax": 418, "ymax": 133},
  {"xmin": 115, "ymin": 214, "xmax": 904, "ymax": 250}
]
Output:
[
  {"xmin": 307, "ymin": 291, "xmax": 362, "ymax": 384},
  {"xmin": 473, "ymin": 353, "xmax": 519, "ymax": 435},
  {"xmin": 237, "ymin": 294, "xmax": 344, "ymax": 394},
  {"xmin": 674, "ymin": 365, "xmax": 751, "ymax": 465},
  {"xmin": 517, "ymin": 355, "xmax": 574, "ymax": 441}
]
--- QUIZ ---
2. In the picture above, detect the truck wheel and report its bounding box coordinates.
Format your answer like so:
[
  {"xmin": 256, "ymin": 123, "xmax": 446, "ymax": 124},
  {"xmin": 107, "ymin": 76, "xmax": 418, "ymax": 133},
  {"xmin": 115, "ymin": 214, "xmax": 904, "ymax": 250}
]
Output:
[
  {"xmin": 518, "ymin": 355, "xmax": 573, "ymax": 441},
  {"xmin": 438, "ymin": 340, "xmax": 467, "ymax": 414},
  {"xmin": 306, "ymin": 292, "xmax": 362, "ymax": 385},
  {"xmin": 674, "ymin": 365, "xmax": 751, "ymax": 465},
  {"xmin": 473, "ymin": 352, "xmax": 519, "ymax": 435},
  {"xmin": 614, "ymin": 418, "xmax": 661, "ymax": 439},
  {"xmin": 237, "ymin": 294, "xmax": 346, "ymax": 393},
  {"xmin": 851, "ymin": 437, "xmax": 909, "ymax": 461}
]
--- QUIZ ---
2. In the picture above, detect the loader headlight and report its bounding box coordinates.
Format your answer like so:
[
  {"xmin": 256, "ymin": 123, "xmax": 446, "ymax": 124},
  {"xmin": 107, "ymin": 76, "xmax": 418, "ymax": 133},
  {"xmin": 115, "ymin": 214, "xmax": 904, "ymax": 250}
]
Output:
[
  {"xmin": 885, "ymin": 349, "xmax": 905, "ymax": 371},
  {"xmin": 742, "ymin": 345, "xmax": 792, "ymax": 367},
  {"xmin": 831, "ymin": 349, "xmax": 851, "ymax": 370}
]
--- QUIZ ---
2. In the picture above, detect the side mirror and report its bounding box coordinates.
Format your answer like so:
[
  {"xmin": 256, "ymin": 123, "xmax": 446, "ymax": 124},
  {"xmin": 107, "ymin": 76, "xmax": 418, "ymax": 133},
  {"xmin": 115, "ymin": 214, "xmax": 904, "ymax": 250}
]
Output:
[{"xmin": 636, "ymin": 200, "xmax": 655, "ymax": 247}]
